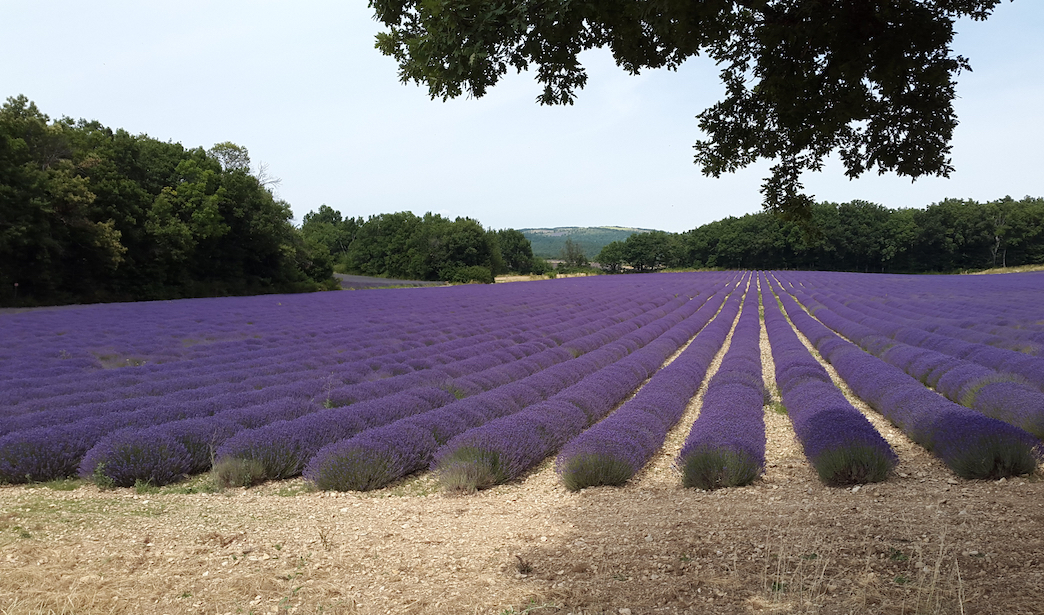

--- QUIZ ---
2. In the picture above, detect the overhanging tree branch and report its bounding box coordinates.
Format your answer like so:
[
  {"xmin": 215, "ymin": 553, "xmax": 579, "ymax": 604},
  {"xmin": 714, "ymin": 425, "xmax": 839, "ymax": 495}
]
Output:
[{"xmin": 370, "ymin": 0, "xmax": 1009, "ymax": 217}]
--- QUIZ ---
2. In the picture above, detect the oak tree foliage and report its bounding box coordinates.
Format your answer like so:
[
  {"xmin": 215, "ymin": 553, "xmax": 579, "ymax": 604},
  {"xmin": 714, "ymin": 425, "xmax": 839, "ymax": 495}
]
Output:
[{"xmin": 371, "ymin": 0, "xmax": 1010, "ymax": 217}]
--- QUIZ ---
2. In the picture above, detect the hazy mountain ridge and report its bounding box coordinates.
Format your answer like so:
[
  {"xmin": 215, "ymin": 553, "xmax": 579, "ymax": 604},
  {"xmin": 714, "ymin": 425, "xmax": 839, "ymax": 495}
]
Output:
[{"xmin": 520, "ymin": 226, "xmax": 658, "ymax": 259}]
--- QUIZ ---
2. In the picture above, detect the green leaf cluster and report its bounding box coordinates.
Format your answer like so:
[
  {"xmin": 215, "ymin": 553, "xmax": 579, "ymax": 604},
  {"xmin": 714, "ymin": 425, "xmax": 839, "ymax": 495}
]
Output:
[
  {"xmin": 597, "ymin": 230, "xmax": 684, "ymax": 273},
  {"xmin": 590, "ymin": 196, "xmax": 1044, "ymax": 274},
  {"xmin": 557, "ymin": 237, "xmax": 588, "ymax": 269}
]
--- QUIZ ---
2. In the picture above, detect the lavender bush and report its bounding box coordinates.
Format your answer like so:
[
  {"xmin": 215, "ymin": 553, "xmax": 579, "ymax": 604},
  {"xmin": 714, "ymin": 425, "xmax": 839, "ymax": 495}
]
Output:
[
  {"xmin": 556, "ymin": 281, "xmax": 746, "ymax": 490},
  {"xmin": 433, "ymin": 400, "xmax": 587, "ymax": 492},
  {"xmin": 772, "ymin": 278, "xmax": 1039, "ymax": 479},
  {"xmin": 678, "ymin": 284, "xmax": 766, "ymax": 489},
  {"xmin": 305, "ymin": 276, "xmax": 740, "ymax": 491},
  {"xmin": 762, "ymin": 276, "xmax": 897, "ymax": 485},
  {"xmin": 79, "ymin": 429, "xmax": 193, "ymax": 488},
  {"xmin": 431, "ymin": 283, "xmax": 743, "ymax": 493},
  {"xmin": 777, "ymin": 276, "xmax": 1044, "ymax": 439},
  {"xmin": 18, "ymin": 269, "xmax": 1037, "ymax": 492},
  {"xmin": 8, "ymin": 271, "xmax": 714, "ymax": 482}
]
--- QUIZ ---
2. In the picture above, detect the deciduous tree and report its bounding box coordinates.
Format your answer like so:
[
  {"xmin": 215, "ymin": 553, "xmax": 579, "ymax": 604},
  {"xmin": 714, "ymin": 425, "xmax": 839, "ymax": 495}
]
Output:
[
  {"xmin": 596, "ymin": 241, "xmax": 626, "ymax": 273},
  {"xmin": 559, "ymin": 237, "xmax": 588, "ymax": 269},
  {"xmin": 496, "ymin": 228, "xmax": 538, "ymax": 274},
  {"xmin": 207, "ymin": 141, "xmax": 251, "ymax": 173}
]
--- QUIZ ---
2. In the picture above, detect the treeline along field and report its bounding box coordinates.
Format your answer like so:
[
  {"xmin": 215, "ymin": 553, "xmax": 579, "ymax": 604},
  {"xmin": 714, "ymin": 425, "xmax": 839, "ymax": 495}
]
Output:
[
  {"xmin": 0, "ymin": 96, "xmax": 542, "ymax": 307},
  {"xmin": 0, "ymin": 96, "xmax": 332, "ymax": 305},
  {"xmin": 298, "ymin": 206, "xmax": 549, "ymax": 284},
  {"xmin": 1, "ymin": 271, "xmax": 1040, "ymax": 494},
  {"xmin": 306, "ymin": 197, "xmax": 1044, "ymax": 281},
  {"xmin": 595, "ymin": 198, "xmax": 1044, "ymax": 273},
  {"xmin": 4, "ymin": 95, "xmax": 1042, "ymax": 309}
]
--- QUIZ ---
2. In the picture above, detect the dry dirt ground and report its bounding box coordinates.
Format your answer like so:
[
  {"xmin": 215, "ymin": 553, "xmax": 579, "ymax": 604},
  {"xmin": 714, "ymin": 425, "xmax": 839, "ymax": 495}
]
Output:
[{"xmin": 2, "ymin": 297, "xmax": 1043, "ymax": 615}]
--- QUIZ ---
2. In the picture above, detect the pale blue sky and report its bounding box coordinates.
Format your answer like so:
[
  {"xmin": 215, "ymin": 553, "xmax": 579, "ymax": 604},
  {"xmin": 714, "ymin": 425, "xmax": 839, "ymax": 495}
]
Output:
[{"xmin": 3, "ymin": 2, "xmax": 1041, "ymax": 233}]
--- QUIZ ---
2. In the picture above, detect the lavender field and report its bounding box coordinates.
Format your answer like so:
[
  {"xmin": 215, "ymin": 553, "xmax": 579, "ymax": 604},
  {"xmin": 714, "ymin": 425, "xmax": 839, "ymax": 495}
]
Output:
[{"xmin": 1, "ymin": 271, "xmax": 1042, "ymax": 493}]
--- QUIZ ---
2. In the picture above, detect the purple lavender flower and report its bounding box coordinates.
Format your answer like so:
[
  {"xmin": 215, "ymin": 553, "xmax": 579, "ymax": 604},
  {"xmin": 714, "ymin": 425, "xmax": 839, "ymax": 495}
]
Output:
[
  {"xmin": 678, "ymin": 286, "xmax": 766, "ymax": 489},
  {"xmin": 778, "ymin": 275, "xmax": 1044, "ymax": 441},
  {"xmin": 557, "ymin": 285, "xmax": 745, "ymax": 490},
  {"xmin": 774, "ymin": 274, "xmax": 1040, "ymax": 479},
  {"xmin": 78, "ymin": 429, "xmax": 193, "ymax": 488},
  {"xmin": 432, "ymin": 400, "xmax": 588, "ymax": 491},
  {"xmin": 764, "ymin": 276, "xmax": 897, "ymax": 485}
]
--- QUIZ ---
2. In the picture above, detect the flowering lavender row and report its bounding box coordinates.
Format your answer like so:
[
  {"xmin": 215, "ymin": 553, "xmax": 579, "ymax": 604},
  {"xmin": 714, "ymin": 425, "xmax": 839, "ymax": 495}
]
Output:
[
  {"xmin": 80, "ymin": 390, "xmax": 460, "ymax": 487},
  {"xmin": 81, "ymin": 279, "xmax": 716, "ymax": 486},
  {"xmin": 3, "ymin": 319, "xmax": 496, "ymax": 426},
  {"xmin": 783, "ymin": 270, "xmax": 1044, "ymax": 334},
  {"xmin": 761, "ymin": 275, "xmax": 897, "ymax": 485},
  {"xmin": 781, "ymin": 271, "xmax": 1044, "ymax": 356},
  {"xmin": 1, "ymin": 293, "xmax": 487, "ymax": 406},
  {"xmin": 771, "ymin": 278, "xmax": 1040, "ymax": 479},
  {"xmin": 553, "ymin": 276, "xmax": 749, "ymax": 491},
  {"xmin": 303, "ymin": 275, "xmax": 743, "ymax": 491},
  {"xmin": 677, "ymin": 280, "xmax": 767, "ymax": 490},
  {"xmin": 0, "ymin": 335, "xmax": 553, "ymax": 436},
  {"xmin": 774, "ymin": 277, "xmax": 1044, "ymax": 440},
  {"xmin": 5, "ymin": 276, "xmax": 667, "ymax": 410},
  {"xmin": 779, "ymin": 274, "xmax": 1044, "ymax": 392},
  {"xmin": 829, "ymin": 295, "xmax": 1043, "ymax": 358},
  {"xmin": 302, "ymin": 276, "xmax": 739, "ymax": 491},
  {"xmin": 429, "ymin": 282, "xmax": 741, "ymax": 492},
  {"xmin": 0, "ymin": 275, "xmax": 725, "ymax": 483},
  {"xmin": 214, "ymin": 346, "xmax": 583, "ymax": 481},
  {"xmin": 3, "ymin": 297, "xmax": 617, "ymax": 483},
  {"xmin": 0, "ymin": 283, "xmax": 626, "ymax": 423}
]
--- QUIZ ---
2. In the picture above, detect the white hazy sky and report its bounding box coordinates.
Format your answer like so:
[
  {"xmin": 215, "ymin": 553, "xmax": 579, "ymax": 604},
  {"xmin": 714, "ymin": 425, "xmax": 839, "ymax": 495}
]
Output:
[{"xmin": 3, "ymin": 2, "xmax": 1041, "ymax": 233}]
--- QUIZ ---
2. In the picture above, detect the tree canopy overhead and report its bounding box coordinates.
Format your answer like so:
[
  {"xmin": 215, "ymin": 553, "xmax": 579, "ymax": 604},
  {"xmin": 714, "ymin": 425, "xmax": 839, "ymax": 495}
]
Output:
[{"xmin": 371, "ymin": 0, "xmax": 1009, "ymax": 217}]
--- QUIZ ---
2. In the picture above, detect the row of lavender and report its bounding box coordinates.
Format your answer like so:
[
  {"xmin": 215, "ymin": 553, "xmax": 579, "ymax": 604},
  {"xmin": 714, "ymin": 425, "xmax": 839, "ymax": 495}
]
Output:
[
  {"xmin": 99, "ymin": 278, "xmax": 731, "ymax": 486},
  {"xmin": 783, "ymin": 271, "xmax": 1044, "ymax": 352},
  {"xmin": 782, "ymin": 271, "xmax": 1044, "ymax": 382},
  {"xmin": 761, "ymin": 275, "xmax": 898, "ymax": 484},
  {"xmin": 4, "ymin": 270, "xmax": 1040, "ymax": 491},
  {"xmin": 0, "ymin": 273, "xmax": 739, "ymax": 484},
  {"xmin": 676, "ymin": 279, "xmax": 767, "ymax": 489},
  {"xmin": 262, "ymin": 276, "xmax": 742, "ymax": 491},
  {"xmin": 2, "ymin": 302, "xmax": 599, "ymax": 483},
  {"xmin": 774, "ymin": 273, "xmax": 1044, "ymax": 440},
  {"xmin": 1, "ymin": 284, "xmax": 625, "ymax": 420},
  {"xmin": 768, "ymin": 275, "xmax": 1039, "ymax": 478},
  {"xmin": 552, "ymin": 277, "xmax": 747, "ymax": 489},
  {"xmin": 789, "ymin": 273, "xmax": 1044, "ymax": 387}
]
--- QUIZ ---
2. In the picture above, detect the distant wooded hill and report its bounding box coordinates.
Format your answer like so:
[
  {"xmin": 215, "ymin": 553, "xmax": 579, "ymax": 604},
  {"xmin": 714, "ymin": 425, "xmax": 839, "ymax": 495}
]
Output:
[{"xmin": 521, "ymin": 226, "xmax": 657, "ymax": 259}]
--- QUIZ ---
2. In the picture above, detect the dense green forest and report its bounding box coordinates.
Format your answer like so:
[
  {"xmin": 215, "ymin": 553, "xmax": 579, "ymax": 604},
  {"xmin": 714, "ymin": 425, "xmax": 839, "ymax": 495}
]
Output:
[
  {"xmin": 596, "ymin": 198, "xmax": 1044, "ymax": 273},
  {"xmin": 4, "ymin": 96, "xmax": 1041, "ymax": 307},
  {"xmin": 298, "ymin": 206, "xmax": 549, "ymax": 284},
  {"xmin": 0, "ymin": 96, "xmax": 336, "ymax": 306}
]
